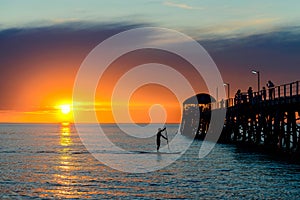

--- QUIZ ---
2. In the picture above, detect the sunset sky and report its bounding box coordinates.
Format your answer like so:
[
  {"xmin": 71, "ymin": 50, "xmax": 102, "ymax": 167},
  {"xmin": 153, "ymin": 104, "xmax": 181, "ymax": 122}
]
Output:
[{"xmin": 0, "ymin": 0, "xmax": 300, "ymax": 123}]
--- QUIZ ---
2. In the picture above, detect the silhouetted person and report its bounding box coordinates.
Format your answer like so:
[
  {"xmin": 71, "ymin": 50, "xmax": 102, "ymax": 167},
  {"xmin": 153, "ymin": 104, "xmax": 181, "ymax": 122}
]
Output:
[
  {"xmin": 267, "ymin": 80, "xmax": 275, "ymax": 99},
  {"xmin": 235, "ymin": 89, "xmax": 241, "ymax": 104},
  {"xmin": 248, "ymin": 87, "xmax": 253, "ymax": 103},
  {"xmin": 156, "ymin": 127, "xmax": 167, "ymax": 151},
  {"xmin": 262, "ymin": 87, "xmax": 267, "ymax": 101},
  {"xmin": 220, "ymin": 99, "xmax": 225, "ymax": 108}
]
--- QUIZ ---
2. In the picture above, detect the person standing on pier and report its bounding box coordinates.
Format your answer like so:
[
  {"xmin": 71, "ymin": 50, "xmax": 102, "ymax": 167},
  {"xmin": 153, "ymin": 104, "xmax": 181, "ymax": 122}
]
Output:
[
  {"xmin": 248, "ymin": 87, "xmax": 253, "ymax": 103},
  {"xmin": 262, "ymin": 87, "xmax": 267, "ymax": 101},
  {"xmin": 267, "ymin": 80, "xmax": 275, "ymax": 99},
  {"xmin": 235, "ymin": 89, "xmax": 242, "ymax": 104},
  {"xmin": 156, "ymin": 127, "xmax": 167, "ymax": 151}
]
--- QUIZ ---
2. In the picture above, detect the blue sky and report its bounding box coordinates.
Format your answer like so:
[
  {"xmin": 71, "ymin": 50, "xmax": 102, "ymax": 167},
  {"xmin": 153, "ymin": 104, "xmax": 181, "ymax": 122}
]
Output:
[{"xmin": 1, "ymin": 0, "xmax": 300, "ymax": 38}]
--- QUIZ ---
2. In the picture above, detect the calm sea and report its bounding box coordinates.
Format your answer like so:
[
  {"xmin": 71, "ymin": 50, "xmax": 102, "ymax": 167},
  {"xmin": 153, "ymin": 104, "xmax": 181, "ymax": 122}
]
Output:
[{"xmin": 0, "ymin": 123, "xmax": 299, "ymax": 199}]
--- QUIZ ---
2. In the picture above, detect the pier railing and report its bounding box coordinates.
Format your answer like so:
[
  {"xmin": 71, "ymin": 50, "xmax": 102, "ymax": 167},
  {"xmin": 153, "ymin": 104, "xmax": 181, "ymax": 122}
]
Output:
[{"xmin": 211, "ymin": 80, "xmax": 299, "ymax": 109}]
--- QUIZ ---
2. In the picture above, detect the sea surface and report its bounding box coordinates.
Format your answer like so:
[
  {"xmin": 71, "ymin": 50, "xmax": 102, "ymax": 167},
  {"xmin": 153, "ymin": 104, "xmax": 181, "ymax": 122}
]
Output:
[{"xmin": 0, "ymin": 123, "xmax": 299, "ymax": 199}]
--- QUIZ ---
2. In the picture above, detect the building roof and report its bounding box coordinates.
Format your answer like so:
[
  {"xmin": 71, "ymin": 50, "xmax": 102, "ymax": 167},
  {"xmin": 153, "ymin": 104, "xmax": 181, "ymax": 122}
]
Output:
[{"xmin": 183, "ymin": 93, "xmax": 216, "ymax": 105}]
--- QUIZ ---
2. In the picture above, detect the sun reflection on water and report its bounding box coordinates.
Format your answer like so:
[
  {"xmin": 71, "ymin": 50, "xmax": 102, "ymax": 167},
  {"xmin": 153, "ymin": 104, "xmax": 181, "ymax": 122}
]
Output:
[
  {"xmin": 52, "ymin": 123, "xmax": 84, "ymax": 198},
  {"xmin": 60, "ymin": 126, "xmax": 72, "ymax": 146}
]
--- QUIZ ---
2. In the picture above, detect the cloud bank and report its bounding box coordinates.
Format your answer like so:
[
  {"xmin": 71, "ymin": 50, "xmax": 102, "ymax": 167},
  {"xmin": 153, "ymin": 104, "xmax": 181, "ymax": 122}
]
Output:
[{"xmin": 0, "ymin": 21, "xmax": 299, "ymax": 112}]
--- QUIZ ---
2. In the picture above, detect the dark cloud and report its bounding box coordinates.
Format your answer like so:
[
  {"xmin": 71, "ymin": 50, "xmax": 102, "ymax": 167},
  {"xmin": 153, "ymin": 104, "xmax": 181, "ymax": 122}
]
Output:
[
  {"xmin": 0, "ymin": 22, "xmax": 147, "ymax": 109},
  {"xmin": 201, "ymin": 27, "xmax": 300, "ymax": 92},
  {"xmin": 0, "ymin": 22, "xmax": 299, "ymax": 110}
]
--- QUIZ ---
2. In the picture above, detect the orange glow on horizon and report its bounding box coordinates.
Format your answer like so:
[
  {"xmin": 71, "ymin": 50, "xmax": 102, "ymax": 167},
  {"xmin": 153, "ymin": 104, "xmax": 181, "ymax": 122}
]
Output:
[{"xmin": 0, "ymin": 47, "xmax": 204, "ymax": 124}]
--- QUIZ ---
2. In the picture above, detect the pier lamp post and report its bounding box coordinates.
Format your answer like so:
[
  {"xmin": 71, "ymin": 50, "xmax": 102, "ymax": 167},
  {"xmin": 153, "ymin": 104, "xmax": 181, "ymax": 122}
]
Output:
[
  {"xmin": 223, "ymin": 83, "xmax": 230, "ymax": 99},
  {"xmin": 224, "ymin": 83, "xmax": 230, "ymax": 107},
  {"xmin": 251, "ymin": 70, "xmax": 260, "ymax": 92}
]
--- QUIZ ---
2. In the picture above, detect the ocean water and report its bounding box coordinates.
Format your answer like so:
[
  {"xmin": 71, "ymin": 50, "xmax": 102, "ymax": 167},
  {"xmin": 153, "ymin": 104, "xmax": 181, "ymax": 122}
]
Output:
[{"xmin": 0, "ymin": 123, "xmax": 299, "ymax": 199}]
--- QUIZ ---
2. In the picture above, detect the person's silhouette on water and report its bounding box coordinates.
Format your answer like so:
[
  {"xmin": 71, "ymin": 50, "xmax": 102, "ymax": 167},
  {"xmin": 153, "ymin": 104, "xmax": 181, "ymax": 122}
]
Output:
[{"xmin": 156, "ymin": 127, "xmax": 167, "ymax": 151}]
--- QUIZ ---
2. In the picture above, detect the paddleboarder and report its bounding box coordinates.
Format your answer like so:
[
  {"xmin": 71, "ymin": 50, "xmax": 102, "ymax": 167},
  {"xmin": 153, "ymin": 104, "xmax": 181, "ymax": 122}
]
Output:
[{"xmin": 157, "ymin": 127, "xmax": 167, "ymax": 151}]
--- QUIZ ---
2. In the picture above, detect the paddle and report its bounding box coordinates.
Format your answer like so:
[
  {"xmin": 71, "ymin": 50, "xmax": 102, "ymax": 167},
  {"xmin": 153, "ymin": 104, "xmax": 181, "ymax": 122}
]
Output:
[{"xmin": 165, "ymin": 127, "xmax": 171, "ymax": 152}]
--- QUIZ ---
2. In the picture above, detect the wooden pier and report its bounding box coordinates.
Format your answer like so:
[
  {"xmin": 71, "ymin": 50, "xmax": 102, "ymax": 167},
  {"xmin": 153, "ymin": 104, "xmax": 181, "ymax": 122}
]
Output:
[{"xmin": 181, "ymin": 81, "xmax": 300, "ymax": 159}]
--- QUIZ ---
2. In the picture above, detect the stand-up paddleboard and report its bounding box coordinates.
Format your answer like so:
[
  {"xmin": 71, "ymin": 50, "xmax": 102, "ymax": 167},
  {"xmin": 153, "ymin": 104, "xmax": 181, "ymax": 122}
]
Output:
[
  {"xmin": 91, "ymin": 150, "xmax": 181, "ymax": 155},
  {"xmin": 130, "ymin": 151, "xmax": 181, "ymax": 155}
]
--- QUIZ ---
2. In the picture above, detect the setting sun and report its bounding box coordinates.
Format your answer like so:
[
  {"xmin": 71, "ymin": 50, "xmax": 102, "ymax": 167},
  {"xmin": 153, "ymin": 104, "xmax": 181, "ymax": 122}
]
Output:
[{"xmin": 60, "ymin": 104, "xmax": 71, "ymax": 114}]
